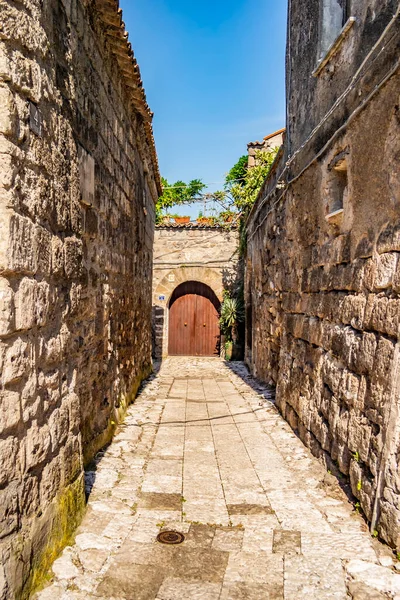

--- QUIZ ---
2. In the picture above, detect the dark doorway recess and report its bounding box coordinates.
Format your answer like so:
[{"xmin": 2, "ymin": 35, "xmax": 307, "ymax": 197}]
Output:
[{"xmin": 169, "ymin": 281, "xmax": 220, "ymax": 356}]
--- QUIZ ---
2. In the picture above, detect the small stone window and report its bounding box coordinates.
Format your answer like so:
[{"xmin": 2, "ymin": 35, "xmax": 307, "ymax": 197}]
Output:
[
  {"xmin": 319, "ymin": 0, "xmax": 349, "ymax": 59},
  {"xmin": 324, "ymin": 151, "xmax": 349, "ymax": 225}
]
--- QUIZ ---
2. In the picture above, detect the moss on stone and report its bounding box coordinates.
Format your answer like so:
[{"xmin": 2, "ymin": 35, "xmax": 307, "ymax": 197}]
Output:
[
  {"xmin": 22, "ymin": 474, "xmax": 86, "ymax": 599},
  {"xmin": 21, "ymin": 364, "xmax": 152, "ymax": 598}
]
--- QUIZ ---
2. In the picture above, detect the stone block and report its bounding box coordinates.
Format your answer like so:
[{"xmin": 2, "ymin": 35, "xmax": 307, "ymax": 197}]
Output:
[
  {"xmin": 0, "ymin": 42, "xmax": 11, "ymax": 80},
  {"xmin": 51, "ymin": 236, "xmax": 64, "ymax": 277},
  {"xmin": 42, "ymin": 334, "xmax": 64, "ymax": 366},
  {"xmin": 14, "ymin": 277, "xmax": 37, "ymax": 331},
  {"xmin": 377, "ymin": 497, "xmax": 400, "ymax": 550},
  {"xmin": 0, "ymin": 390, "xmax": 21, "ymax": 432},
  {"xmin": 40, "ymin": 456, "xmax": 62, "ymax": 506},
  {"xmin": 0, "ymin": 437, "xmax": 19, "ymax": 486},
  {"xmin": 19, "ymin": 474, "xmax": 39, "ymax": 518},
  {"xmin": 0, "ymin": 0, "xmax": 158, "ymax": 594},
  {"xmin": 64, "ymin": 236, "xmax": 83, "ymax": 279},
  {"xmin": 62, "ymin": 435, "xmax": 83, "ymax": 485},
  {"xmin": 354, "ymin": 236, "xmax": 374, "ymax": 259},
  {"xmin": 393, "ymin": 261, "xmax": 400, "ymax": 293},
  {"xmin": 0, "ymin": 84, "xmax": 17, "ymax": 136},
  {"xmin": 35, "ymin": 225, "xmax": 52, "ymax": 276},
  {"xmin": 0, "ymin": 204, "xmax": 12, "ymax": 274},
  {"xmin": 0, "ymin": 277, "xmax": 14, "ymax": 335},
  {"xmin": 2, "ymin": 338, "xmax": 30, "ymax": 385},
  {"xmin": 336, "ymin": 408, "xmax": 350, "ymax": 444},
  {"xmin": 25, "ymin": 421, "xmax": 51, "ymax": 470},
  {"xmin": 321, "ymin": 355, "xmax": 343, "ymax": 397},
  {"xmin": 35, "ymin": 281, "xmax": 51, "ymax": 328},
  {"xmin": 339, "ymin": 370, "xmax": 360, "ymax": 407},
  {"xmin": 8, "ymin": 214, "xmax": 36, "ymax": 275},
  {"xmin": 0, "ymin": 482, "xmax": 19, "ymax": 539},
  {"xmin": 0, "ymin": 562, "xmax": 6, "ymax": 600},
  {"xmin": 340, "ymin": 294, "xmax": 366, "ymax": 330},
  {"xmin": 352, "ymin": 332, "xmax": 377, "ymax": 375},
  {"xmin": 363, "ymin": 257, "xmax": 377, "ymax": 291},
  {"xmin": 377, "ymin": 223, "xmax": 400, "ymax": 254},
  {"xmin": 385, "ymin": 299, "xmax": 400, "ymax": 338},
  {"xmin": 372, "ymin": 338, "xmax": 395, "ymax": 385},
  {"xmin": 65, "ymin": 392, "xmax": 80, "ymax": 433},
  {"xmin": 347, "ymin": 415, "xmax": 371, "ymax": 462},
  {"xmin": 21, "ymin": 373, "xmax": 40, "ymax": 423},
  {"xmin": 336, "ymin": 442, "xmax": 352, "ymax": 475},
  {"xmin": 364, "ymin": 294, "xmax": 390, "ymax": 336},
  {"xmin": 375, "ymin": 253, "xmax": 399, "ymax": 290},
  {"xmin": 48, "ymin": 404, "xmax": 69, "ymax": 452},
  {"xmin": 0, "ymin": 151, "xmax": 16, "ymax": 190}
]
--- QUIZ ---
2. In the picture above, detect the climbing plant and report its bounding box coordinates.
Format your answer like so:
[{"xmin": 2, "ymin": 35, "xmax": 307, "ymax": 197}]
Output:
[
  {"xmin": 227, "ymin": 148, "xmax": 279, "ymax": 254},
  {"xmin": 156, "ymin": 177, "xmax": 205, "ymax": 223},
  {"xmin": 226, "ymin": 149, "xmax": 278, "ymax": 212}
]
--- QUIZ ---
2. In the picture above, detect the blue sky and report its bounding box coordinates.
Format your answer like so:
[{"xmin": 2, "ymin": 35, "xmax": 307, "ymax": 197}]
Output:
[{"xmin": 120, "ymin": 0, "xmax": 287, "ymax": 217}]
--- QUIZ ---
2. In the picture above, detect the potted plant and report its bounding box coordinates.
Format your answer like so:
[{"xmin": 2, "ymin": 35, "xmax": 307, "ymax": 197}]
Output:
[
  {"xmin": 220, "ymin": 210, "xmax": 235, "ymax": 223},
  {"xmin": 219, "ymin": 292, "xmax": 245, "ymax": 360},
  {"xmin": 174, "ymin": 216, "xmax": 190, "ymax": 224},
  {"xmin": 197, "ymin": 215, "xmax": 217, "ymax": 225}
]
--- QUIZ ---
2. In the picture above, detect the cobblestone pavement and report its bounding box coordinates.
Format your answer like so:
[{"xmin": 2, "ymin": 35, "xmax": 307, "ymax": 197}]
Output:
[{"xmin": 36, "ymin": 358, "xmax": 400, "ymax": 600}]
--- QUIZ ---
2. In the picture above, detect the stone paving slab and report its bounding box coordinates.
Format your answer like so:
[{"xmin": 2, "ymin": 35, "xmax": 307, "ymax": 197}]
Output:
[{"xmin": 35, "ymin": 358, "xmax": 400, "ymax": 600}]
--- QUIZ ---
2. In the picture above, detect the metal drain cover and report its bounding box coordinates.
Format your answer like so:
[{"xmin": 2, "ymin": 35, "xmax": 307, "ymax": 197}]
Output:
[{"xmin": 157, "ymin": 530, "xmax": 185, "ymax": 545}]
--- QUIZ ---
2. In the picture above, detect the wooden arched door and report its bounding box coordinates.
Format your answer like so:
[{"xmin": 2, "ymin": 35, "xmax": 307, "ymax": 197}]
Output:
[{"xmin": 169, "ymin": 281, "xmax": 220, "ymax": 356}]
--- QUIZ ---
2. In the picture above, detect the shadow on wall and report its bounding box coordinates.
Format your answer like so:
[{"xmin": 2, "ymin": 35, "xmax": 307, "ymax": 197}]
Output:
[
  {"xmin": 152, "ymin": 305, "xmax": 165, "ymax": 358},
  {"xmin": 222, "ymin": 262, "xmax": 243, "ymax": 297}
]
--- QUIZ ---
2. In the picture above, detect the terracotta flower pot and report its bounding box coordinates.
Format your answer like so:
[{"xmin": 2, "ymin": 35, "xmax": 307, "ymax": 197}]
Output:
[{"xmin": 174, "ymin": 216, "xmax": 190, "ymax": 224}]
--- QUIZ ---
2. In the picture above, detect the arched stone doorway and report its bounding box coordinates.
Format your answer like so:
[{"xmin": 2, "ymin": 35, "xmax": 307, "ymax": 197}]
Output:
[{"xmin": 168, "ymin": 281, "xmax": 221, "ymax": 356}]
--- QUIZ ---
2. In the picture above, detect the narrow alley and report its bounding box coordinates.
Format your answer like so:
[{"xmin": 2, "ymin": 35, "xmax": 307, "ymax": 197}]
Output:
[{"xmin": 36, "ymin": 359, "xmax": 400, "ymax": 600}]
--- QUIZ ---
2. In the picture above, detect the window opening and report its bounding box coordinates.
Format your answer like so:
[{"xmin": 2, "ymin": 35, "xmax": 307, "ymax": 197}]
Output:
[
  {"xmin": 325, "ymin": 151, "xmax": 349, "ymax": 223},
  {"xmin": 319, "ymin": 0, "xmax": 348, "ymax": 60}
]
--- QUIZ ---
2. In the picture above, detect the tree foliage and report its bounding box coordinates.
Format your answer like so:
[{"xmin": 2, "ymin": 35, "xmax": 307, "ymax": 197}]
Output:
[
  {"xmin": 224, "ymin": 155, "xmax": 248, "ymax": 188},
  {"xmin": 155, "ymin": 147, "xmax": 278, "ymax": 231},
  {"xmin": 228, "ymin": 149, "xmax": 278, "ymax": 212}
]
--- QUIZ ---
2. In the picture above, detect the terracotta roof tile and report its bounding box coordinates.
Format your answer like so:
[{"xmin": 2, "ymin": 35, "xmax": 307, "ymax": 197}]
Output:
[
  {"xmin": 247, "ymin": 127, "xmax": 286, "ymax": 148},
  {"xmin": 94, "ymin": 0, "xmax": 161, "ymax": 195}
]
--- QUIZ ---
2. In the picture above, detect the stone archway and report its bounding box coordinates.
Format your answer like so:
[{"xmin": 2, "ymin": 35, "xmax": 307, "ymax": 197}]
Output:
[
  {"xmin": 152, "ymin": 267, "xmax": 223, "ymax": 358},
  {"xmin": 168, "ymin": 281, "xmax": 221, "ymax": 356}
]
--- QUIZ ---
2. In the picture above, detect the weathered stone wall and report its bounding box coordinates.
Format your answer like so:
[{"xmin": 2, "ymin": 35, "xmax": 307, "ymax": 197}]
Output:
[
  {"xmin": 153, "ymin": 226, "xmax": 239, "ymax": 357},
  {"xmin": 246, "ymin": 1, "xmax": 400, "ymax": 549},
  {"xmin": 0, "ymin": 0, "xmax": 159, "ymax": 596}
]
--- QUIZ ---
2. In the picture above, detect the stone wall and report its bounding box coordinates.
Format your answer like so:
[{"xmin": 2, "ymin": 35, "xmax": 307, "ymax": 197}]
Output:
[
  {"xmin": 246, "ymin": 1, "xmax": 400, "ymax": 549},
  {"xmin": 153, "ymin": 225, "xmax": 239, "ymax": 357},
  {"xmin": 0, "ymin": 0, "xmax": 159, "ymax": 596}
]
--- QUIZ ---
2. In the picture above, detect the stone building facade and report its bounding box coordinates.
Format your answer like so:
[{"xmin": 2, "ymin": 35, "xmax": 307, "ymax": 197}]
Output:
[
  {"xmin": 247, "ymin": 128, "xmax": 285, "ymax": 168},
  {"xmin": 152, "ymin": 225, "xmax": 239, "ymax": 358},
  {"xmin": 0, "ymin": 0, "xmax": 160, "ymax": 596},
  {"xmin": 246, "ymin": 1, "xmax": 400, "ymax": 548}
]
